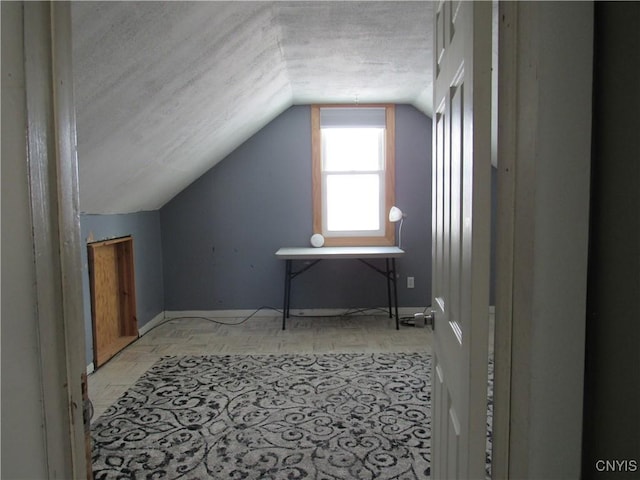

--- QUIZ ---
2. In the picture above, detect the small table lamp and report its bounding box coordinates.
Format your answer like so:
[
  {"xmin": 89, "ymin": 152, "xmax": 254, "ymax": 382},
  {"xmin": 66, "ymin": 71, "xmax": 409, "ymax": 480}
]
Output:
[{"xmin": 389, "ymin": 206, "xmax": 406, "ymax": 248}]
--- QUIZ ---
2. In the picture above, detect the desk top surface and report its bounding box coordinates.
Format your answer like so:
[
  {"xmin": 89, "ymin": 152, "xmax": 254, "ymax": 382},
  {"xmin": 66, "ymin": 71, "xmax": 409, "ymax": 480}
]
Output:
[{"xmin": 275, "ymin": 246, "xmax": 405, "ymax": 260}]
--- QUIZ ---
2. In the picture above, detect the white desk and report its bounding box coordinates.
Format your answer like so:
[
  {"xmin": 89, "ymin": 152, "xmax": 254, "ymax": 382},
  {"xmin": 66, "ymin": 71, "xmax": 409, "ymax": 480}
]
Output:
[{"xmin": 275, "ymin": 246, "xmax": 405, "ymax": 330}]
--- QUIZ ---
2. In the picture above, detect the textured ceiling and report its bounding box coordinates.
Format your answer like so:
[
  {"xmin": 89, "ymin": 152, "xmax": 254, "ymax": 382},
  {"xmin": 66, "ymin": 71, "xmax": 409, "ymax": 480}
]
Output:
[{"xmin": 72, "ymin": 2, "xmax": 433, "ymax": 214}]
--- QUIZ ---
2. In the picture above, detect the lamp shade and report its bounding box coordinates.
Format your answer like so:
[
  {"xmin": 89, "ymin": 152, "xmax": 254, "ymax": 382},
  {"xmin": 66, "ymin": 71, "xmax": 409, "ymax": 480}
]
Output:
[{"xmin": 389, "ymin": 206, "xmax": 404, "ymax": 223}]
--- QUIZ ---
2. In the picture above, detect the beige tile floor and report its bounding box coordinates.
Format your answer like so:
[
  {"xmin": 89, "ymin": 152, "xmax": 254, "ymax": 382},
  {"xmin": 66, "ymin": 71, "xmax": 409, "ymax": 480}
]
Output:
[{"xmin": 88, "ymin": 313, "xmax": 432, "ymax": 420}]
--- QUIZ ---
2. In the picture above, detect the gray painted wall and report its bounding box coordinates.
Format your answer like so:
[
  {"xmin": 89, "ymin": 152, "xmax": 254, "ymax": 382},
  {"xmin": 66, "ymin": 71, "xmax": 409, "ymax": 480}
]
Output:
[
  {"xmin": 583, "ymin": 3, "xmax": 640, "ymax": 478},
  {"xmin": 161, "ymin": 104, "xmax": 432, "ymax": 312},
  {"xmin": 80, "ymin": 212, "xmax": 164, "ymax": 364},
  {"xmin": 1, "ymin": 2, "xmax": 49, "ymax": 476}
]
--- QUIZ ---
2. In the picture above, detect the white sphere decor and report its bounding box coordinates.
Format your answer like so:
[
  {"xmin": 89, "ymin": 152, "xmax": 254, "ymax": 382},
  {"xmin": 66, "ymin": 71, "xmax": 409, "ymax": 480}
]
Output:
[{"xmin": 310, "ymin": 233, "xmax": 325, "ymax": 248}]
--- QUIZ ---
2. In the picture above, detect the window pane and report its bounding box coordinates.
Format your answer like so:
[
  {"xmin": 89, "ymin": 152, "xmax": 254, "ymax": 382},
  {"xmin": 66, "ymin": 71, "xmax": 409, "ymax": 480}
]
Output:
[
  {"xmin": 326, "ymin": 174, "xmax": 380, "ymax": 231},
  {"xmin": 322, "ymin": 128, "xmax": 384, "ymax": 172}
]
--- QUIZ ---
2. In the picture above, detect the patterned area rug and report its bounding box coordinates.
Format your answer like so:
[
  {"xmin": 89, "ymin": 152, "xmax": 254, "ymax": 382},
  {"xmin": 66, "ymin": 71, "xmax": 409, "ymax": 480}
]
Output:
[{"xmin": 92, "ymin": 353, "xmax": 432, "ymax": 479}]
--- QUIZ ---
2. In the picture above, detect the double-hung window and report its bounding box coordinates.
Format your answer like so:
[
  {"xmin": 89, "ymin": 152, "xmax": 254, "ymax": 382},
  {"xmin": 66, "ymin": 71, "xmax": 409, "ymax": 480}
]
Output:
[{"xmin": 312, "ymin": 105, "xmax": 395, "ymax": 246}]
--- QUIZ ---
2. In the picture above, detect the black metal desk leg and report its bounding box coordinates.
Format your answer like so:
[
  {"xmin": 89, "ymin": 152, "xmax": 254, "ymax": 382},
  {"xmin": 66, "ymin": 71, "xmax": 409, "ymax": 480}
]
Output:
[
  {"xmin": 385, "ymin": 258, "xmax": 392, "ymax": 318},
  {"xmin": 282, "ymin": 259, "xmax": 292, "ymax": 330},
  {"xmin": 392, "ymin": 258, "xmax": 399, "ymax": 330}
]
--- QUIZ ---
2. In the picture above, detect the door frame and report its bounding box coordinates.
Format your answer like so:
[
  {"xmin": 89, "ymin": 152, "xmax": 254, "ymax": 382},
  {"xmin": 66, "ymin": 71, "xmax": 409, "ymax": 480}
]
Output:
[
  {"xmin": 33, "ymin": 1, "xmax": 515, "ymax": 477},
  {"xmin": 491, "ymin": 2, "xmax": 593, "ymax": 477},
  {"xmin": 491, "ymin": 2, "xmax": 516, "ymax": 478},
  {"xmin": 34, "ymin": 1, "xmax": 592, "ymax": 478},
  {"xmin": 23, "ymin": 2, "xmax": 88, "ymax": 477}
]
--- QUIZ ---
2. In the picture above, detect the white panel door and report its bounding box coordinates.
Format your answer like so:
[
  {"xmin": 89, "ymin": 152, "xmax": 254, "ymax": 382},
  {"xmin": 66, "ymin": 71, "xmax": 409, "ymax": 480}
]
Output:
[{"xmin": 431, "ymin": 1, "xmax": 492, "ymax": 478}]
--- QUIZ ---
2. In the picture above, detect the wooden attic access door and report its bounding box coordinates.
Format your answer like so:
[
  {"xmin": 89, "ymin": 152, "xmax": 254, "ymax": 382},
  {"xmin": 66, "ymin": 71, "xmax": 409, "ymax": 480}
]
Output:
[{"xmin": 88, "ymin": 236, "xmax": 138, "ymax": 367}]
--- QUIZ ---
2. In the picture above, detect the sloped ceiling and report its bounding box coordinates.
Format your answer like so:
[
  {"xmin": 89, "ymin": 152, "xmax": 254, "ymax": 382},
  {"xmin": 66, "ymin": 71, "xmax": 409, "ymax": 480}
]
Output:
[{"xmin": 72, "ymin": 1, "xmax": 433, "ymax": 214}]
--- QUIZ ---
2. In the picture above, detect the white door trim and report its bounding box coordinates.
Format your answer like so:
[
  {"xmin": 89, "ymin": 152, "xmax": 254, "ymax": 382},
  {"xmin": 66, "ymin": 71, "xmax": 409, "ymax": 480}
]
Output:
[
  {"xmin": 493, "ymin": 2, "xmax": 593, "ymax": 477},
  {"xmin": 491, "ymin": 2, "xmax": 517, "ymax": 478},
  {"xmin": 24, "ymin": 2, "xmax": 88, "ymax": 477}
]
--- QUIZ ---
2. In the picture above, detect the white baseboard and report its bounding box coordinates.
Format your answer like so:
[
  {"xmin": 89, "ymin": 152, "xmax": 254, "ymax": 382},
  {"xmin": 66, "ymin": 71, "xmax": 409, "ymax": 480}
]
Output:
[
  {"xmin": 138, "ymin": 311, "xmax": 167, "ymax": 337},
  {"xmin": 164, "ymin": 307, "xmax": 429, "ymax": 320},
  {"xmin": 288, "ymin": 307, "xmax": 429, "ymax": 318},
  {"xmin": 86, "ymin": 362, "xmax": 95, "ymax": 375}
]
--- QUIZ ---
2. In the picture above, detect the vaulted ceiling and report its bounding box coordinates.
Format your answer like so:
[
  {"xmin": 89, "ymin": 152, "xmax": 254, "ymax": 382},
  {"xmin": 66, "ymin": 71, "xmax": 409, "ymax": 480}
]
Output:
[{"xmin": 72, "ymin": 2, "xmax": 433, "ymax": 214}]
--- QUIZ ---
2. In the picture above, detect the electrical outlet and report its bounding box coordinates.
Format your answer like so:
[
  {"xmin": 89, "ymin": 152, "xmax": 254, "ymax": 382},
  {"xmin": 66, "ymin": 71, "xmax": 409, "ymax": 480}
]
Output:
[{"xmin": 407, "ymin": 276, "xmax": 415, "ymax": 288}]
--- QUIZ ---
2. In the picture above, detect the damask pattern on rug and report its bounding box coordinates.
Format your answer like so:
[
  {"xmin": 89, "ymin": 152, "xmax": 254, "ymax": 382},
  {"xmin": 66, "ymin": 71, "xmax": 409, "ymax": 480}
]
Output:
[{"xmin": 91, "ymin": 353, "xmax": 432, "ymax": 479}]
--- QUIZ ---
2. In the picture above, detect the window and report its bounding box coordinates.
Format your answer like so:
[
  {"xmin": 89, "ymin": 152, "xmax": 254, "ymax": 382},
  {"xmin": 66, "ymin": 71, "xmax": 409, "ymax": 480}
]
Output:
[{"xmin": 312, "ymin": 105, "xmax": 396, "ymax": 246}]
